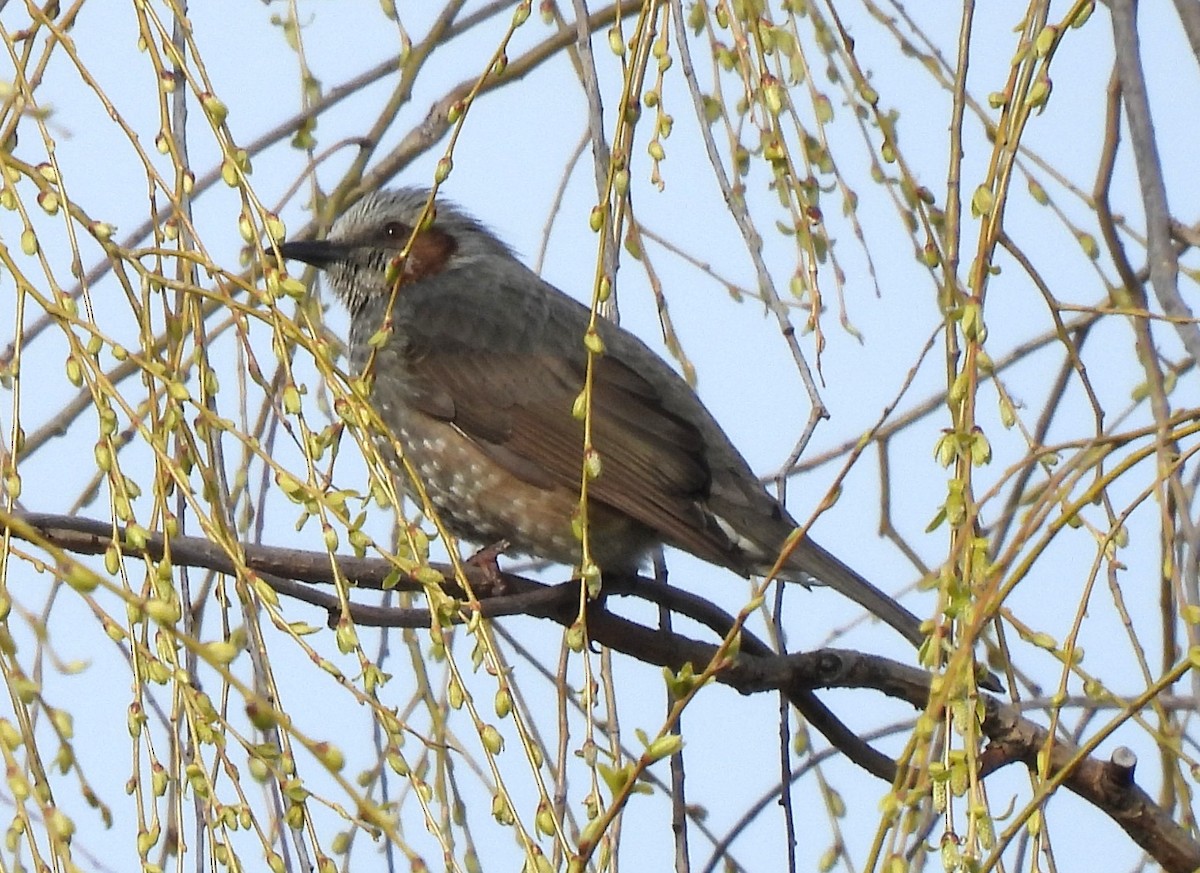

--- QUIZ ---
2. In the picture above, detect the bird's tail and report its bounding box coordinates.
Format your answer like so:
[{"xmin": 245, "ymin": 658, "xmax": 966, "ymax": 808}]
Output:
[
  {"xmin": 781, "ymin": 537, "xmax": 926, "ymax": 649},
  {"xmin": 778, "ymin": 537, "xmax": 1005, "ymax": 691}
]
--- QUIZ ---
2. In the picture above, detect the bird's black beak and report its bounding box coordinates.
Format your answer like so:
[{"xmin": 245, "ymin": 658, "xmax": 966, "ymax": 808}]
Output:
[{"xmin": 278, "ymin": 238, "xmax": 349, "ymax": 269}]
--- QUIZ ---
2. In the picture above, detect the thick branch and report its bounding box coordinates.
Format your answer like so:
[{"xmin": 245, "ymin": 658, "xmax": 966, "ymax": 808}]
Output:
[{"xmin": 5, "ymin": 510, "xmax": 1200, "ymax": 869}]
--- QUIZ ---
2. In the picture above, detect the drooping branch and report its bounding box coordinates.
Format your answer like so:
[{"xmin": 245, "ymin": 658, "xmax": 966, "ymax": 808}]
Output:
[
  {"xmin": 5, "ymin": 509, "xmax": 1200, "ymax": 870},
  {"xmin": 11, "ymin": 511, "xmax": 901, "ymax": 779}
]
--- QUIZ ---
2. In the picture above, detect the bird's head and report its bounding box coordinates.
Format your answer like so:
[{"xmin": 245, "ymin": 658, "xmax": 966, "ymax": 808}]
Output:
[{"xmin": 278, "ymin": 187, "xmax": 512, "ymax": 313}]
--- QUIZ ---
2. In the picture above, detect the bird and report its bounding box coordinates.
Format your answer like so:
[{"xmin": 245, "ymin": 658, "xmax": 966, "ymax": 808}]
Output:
[{"xmin": 278, "ymin": 187, "xmax": 926, "ymax": 649}]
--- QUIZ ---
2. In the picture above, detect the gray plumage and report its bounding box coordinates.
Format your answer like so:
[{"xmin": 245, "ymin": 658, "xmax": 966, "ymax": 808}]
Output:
[{"xmin": 279, "ymin": 187, "xmax": 925, "ymax": 648}]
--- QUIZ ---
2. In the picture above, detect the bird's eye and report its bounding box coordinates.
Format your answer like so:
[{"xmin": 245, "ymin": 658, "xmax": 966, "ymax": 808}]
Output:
[{"xmin": 382, "ymin": 221, "xmax": 410, "ymax": 241}]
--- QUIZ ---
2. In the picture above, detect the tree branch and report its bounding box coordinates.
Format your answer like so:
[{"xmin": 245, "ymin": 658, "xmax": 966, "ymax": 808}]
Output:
[{"xmin": 6, "ymin": 510, "xmax": 1200, "ymax": 870}]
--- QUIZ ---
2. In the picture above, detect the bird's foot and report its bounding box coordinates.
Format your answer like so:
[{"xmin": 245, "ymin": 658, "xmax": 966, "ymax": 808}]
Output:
[{"xmin": 465, "ymin": 539, "xmax": 510, "ymax": 597}]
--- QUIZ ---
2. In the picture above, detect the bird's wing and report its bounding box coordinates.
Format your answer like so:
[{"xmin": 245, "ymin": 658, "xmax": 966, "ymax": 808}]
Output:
[
  {"xmin": 377, "ymin": 274, "xmax": 750, "ymax": 567},
  {"xmin": 408, "ymin": 346, "xmax": 713, "ymax": 512}
]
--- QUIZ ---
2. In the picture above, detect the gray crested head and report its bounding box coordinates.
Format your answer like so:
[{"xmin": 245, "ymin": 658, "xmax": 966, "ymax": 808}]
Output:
[{"xmin": 279, "ymin": 187, "xmax": 513, "ymax": 314}]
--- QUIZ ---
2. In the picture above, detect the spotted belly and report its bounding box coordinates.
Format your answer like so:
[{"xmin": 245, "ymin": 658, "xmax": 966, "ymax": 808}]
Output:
[{"xmin": 379, "ymin": 409, "xmax": 654, "ymax": 572}]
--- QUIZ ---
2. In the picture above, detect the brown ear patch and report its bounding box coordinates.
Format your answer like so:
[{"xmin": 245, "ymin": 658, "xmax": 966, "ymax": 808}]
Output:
[{"xmin": 398, "ymin": 228, "xmax": 458, "ymax": 284}]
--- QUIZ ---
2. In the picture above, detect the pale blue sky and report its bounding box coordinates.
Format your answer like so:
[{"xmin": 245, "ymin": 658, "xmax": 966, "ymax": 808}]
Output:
[{"xmin": 2, "ymin": 2, "xmax": 1198, "ymax": 871}]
